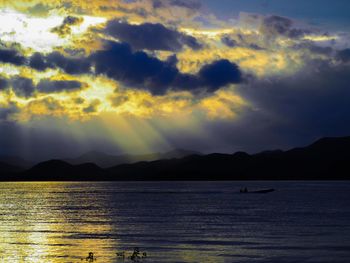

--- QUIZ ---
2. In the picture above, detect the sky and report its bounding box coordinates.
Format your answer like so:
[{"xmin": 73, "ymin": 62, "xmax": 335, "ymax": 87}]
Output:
[{"xmin": 0, "ymin": 0, "xmax": 350, "ymax": 160}]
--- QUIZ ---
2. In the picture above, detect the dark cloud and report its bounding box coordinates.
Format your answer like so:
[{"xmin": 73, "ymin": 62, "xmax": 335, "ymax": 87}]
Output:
[
  {"xmin": 0, "ymin": 48, "xmax": 26, "ymax": 66},
  {"xmin": 29, "ymin": 52, "xmax": 49, "ymax": 71},
  {"xmin": 2, "ymin": 76, "xmax": 85, "ymax": 96},
  {"xmin": 152, "ymin": 0, "xmax": 201, "ymax": 11},
  {"xmin": 309, "ymin": 46, "xmax": 332, "ymax": 55},
  {"xmin": 104, "ymin": 20, "xmax": 202, "ymax": 51},
  {"xmin": 249, "ymin": 43, "xmax": 264, "ymax": 50},
  {"xmin": 261, "ymin": 15, "xmax": 307, "ymax": 38},
  {"xmin": 336, "ymin": 48, "xmax": 350, "ymax": 62},
  {"xmin": 11, "ymin": 77, "xmax": 36, "ymax": 98},
  {"xmin": 29, "ymin": 52, "xmax": 91, "ymax": 74},
  {"xmin": 169, "ymin": 0, "xmax": 201, "ymax": 10},
  {"xmin": 0, "ymin": 102, "xmax": 19, "ymax": 121},
  {"xmin": 221, "ymin": 36, "xmax": 237, "ymax": 47},
  {"xmin": 90, "ymin": 41, "xmax": 179, "ymax": 94},
  {"xmin": 51, "ymin": 16, "xmax": 84, "ymax": 37},
  {"xmin": 0, "ymin": 78, "xmax": 9, "ymax": 91},
  {"xmin": 90, "ymin": 41, "xmax": 243, "ymax": 94},
  {"xmin": 46, "ymin": 52, "xmax": 91, "ymax": 74},
  {"xmin": 2, "ymin": 42, "xmax": 242, "ymax": 95},
  {"xmin": 198, "ymin": 59, "xmax": 242, "ymax": 91},
  {"xmin": 37, "ymin": 80, "xmax": 84, "ymax": 93},
  {"xmin": 221, "ymin": 34, "xmax": 265, "ymax": 50}
]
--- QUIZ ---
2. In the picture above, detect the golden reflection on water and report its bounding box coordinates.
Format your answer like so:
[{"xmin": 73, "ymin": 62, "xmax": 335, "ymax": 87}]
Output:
[
  {"xmin": 0, "ymin": 182, "xmax": 116, "ymax": 263},
  {"xmin": 0, "ymin": 182, "xmax": 228, "ymax": 263}
]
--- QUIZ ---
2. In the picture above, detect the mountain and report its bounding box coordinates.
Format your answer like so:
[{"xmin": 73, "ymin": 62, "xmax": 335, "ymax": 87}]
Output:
[
  {"xmin": 106, "ymin": 136, "xmax": 350, "ymax": 180},
  {"xmin": 0, "ymin": 161, "xmax": 23, "ymax": 176},
  {"xmin": 64, "ymin": 149, "xmax": 200, "ymax": 168},
  {"xmin": 0, "ymin": 155, "xmax": 33, "ymax": 169},
  {"xmin": 2, "ymin": 136, "xmax": 350, "ymax": 181},
  {"xmin": 19, "ymin": 160, "xmax": 107, "ymax": 181}
]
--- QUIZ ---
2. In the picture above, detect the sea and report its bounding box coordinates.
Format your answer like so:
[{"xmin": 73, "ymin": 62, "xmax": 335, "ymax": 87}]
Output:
[{"xmin": 0, "ymin": 181, "xmax": 349, "ymax": 263}]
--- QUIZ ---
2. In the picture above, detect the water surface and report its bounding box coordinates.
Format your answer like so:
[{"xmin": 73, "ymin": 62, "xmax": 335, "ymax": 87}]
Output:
[{"xmin": 0, "ymin": 181, "xmax": 349, "ymax": 262}]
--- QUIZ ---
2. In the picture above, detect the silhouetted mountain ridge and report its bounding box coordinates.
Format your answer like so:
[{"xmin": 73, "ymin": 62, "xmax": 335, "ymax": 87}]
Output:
[
  {"xmin": 1, "ymin": 136, "xmax": 350, "ymax": 181},
  {"xmin": 18, "ymin": 160, "xmax": 106, "ymax": 181},
  {"xmin": 0, "ymin": 155, "xmax": 32, "ymax": 169},
  {"xmin": 64, "ymin": 149, "xmax": 201, "ymax": 168},
  {"xmin": 0, "ymin": 162, "xmax": 23, "ymax": 174}
]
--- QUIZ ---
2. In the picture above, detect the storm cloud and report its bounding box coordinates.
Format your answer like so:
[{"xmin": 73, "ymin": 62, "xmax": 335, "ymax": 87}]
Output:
[
  {"xmin": 11, "ymin": 77, "xmax": 36, "ymax": 98},
  {"xmin": 1, "ymin": 77, "xmax": 86, "ymax": 97},
  {"xmin": 104, "ymin": 20, "xmax": 202, "ymax": 51},
  {"xmin": 37, "ymin": 80, "xmax": 85, "ymax": 93},
  {"xmin": 90, "ymin": 41, "xmax": 243, "ymax": 94},
  {"xmin": 29, "ymin": 51, "xmax": 91, "ymax": 74},
  {"xmin": 2, "ymin": 41, "xmax": 242, "ymax": 95},
  {"xmin": 0, "ymin": 48, "xmax": 26, "ymax": 66}
]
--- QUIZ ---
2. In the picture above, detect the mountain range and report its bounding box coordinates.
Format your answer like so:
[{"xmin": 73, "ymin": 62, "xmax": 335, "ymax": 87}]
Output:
[
  {"xmin": 1, "ymin": 136, "xmax": 350, "ymax": 181},
  {"xmin": 63, "ymin": 149, "xmax": 200, "ymax": 168}
]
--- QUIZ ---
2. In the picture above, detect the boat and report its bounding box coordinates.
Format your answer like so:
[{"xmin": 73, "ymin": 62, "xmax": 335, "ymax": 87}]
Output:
[
  {"xmin": 250, "ymin": 189, "xmax": 275, "ymax": 194},
  {"xmin": 240, "ymin": 188, "xmax": 275, "ymax": 194}
]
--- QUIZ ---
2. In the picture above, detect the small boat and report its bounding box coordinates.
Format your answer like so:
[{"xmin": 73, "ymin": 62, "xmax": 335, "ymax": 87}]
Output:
[
  {"xmin": 240, "ymin": 188, "xmax": 275, "ymax": 194},
  {"xmin": 250, "ymin": 189, "xmax": 275, "ymax": 194}
]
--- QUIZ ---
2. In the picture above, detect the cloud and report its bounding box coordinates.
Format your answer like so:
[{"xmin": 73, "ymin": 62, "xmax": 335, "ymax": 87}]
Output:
[
  {"xmin": 83, "ymin": 99, "xmax": 101, "ymax": 113},
  {"xmin": 221, "ymin": 35, "xmax": 237, "ymax": 47},
  {"xmin": 1, "ymin": 41, "xmax": 243, "ymax": 95},
  {"xmin": 46, "ymin": 51, "xmax": 91, "ymax": 74},
  {"xmin": 336, "ymin": 48, "xmax": 350, "ymax": 62},
  {"xmin": 90, "ymin": 41, "xmax": 178, "ymax": 94},
  {"xmin": 161, "ymin": 60, "xmax": 350, "ymax": 154},
  {"xmin": 29, "ymin": 51, "xmax": 91, "ymax": 74},
  {"xmin": 0, "ymin": 48, "xmax": 26, "ymax": 66},
  {"xmin": 0, "ymin": 102, "xmax": 19, "ymax": 121},
  {"xmin": 261, "ymin": 15, "xmax": 307, "ymax": 38},
  {"xmin": 11, "ymin": 77, "xmax": 36, "ymax": 98},
  {"xmin": 2, "ymin": 76, "xmax": 85, "ymax": 97},
  {"xmin": 109, "ymin": 94, "xmax": 129, "ymax": 107},
  {"xmin": 90, "ymin": 41, "xmax": 243, "ymax": 94},
  {"xmin": 29, "ymin": 52, "xmax": 49, "ymax": 71},
  {"xmin": 27, "ymin": 3, "xmax": 52, "ymax": 17},
  {"xmin": 0, "ymin": 77, "xmax": 9, "ymax": 90},
  {"xmin": 104, "ymin": 20, "xmax": 202, "ymax": 51},
  {"xmin": 294, "ymin": 43, "xmax": 333, "ymax": 55},
  {"xmin": 51, "ymin": 16, "xmax": 84, "ymax": 37},
  {"xmin": 198, "ymin": 60, "xmax": 242, "ymax": 91},
  {"xmin": 168, "ymin": 0, "xmax": 201, "ymax": 10},
  {"xmin": 37, "ymin": 80, "xmax": 85, "ymax": 93}
]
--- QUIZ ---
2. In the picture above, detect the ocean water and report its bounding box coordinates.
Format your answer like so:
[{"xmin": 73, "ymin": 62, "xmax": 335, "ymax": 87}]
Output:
[{"xmin": 0, "ymin": 181, "xmax": 349, "ymax": 263}]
